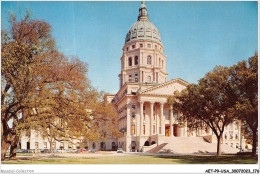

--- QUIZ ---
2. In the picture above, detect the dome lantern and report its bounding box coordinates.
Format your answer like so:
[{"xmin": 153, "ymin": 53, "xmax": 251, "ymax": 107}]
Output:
[{"xmin": 138, "ymin": 1, "xmax": 149, "ymax": 21}]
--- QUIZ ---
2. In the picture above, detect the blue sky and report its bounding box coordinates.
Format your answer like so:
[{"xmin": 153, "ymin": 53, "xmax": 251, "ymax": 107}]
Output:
[{"xmin": 1, "ymin": 1, "xmax": 258, "ymax": 94}]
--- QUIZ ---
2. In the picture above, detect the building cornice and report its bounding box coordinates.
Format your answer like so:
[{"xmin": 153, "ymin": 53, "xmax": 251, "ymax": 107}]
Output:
[{"xmin": 138, "ymin": 78, "xmax": 189, "ymax": 95}]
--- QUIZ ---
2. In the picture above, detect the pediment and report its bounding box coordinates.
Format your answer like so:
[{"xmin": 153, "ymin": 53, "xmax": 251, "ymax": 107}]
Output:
[{"xmin": 139, "ymin": 78, "xmax": 189, "ymax": 96}]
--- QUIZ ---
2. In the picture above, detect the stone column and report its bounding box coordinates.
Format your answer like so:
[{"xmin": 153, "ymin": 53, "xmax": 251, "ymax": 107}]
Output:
[
  {"xmin": 156, "ymin": 108, "xmax": 159, "ymax": 135},
  {"xmin": 126, "ymin": 104, "xmax": 131, "ymax": 152},
  {"xmin": 123, "ymin": 74, "xmax": 126, "ymax": 85},
  {"xmin": 170, "ymin": 106, "xmax": 173, "ymax": 137},
  {"xmin": 127, "ymin": 105, "xmax": 131, "ymax": 136},
  {"xmin": 140, "ymin": 70, "xmax": 142, "ymax": 83},
  {"xmin": 125, "ymin": 57, "xmax": 127, "ymax": 69},
  {"xmin": 150, "ymin": 102, "xmax": 154, "ymax": 136},
  {"xmin": 139, "ymin": 101, "xmax": 144, "ymax": 136},
  {"xmin": 142, "ymin": 52, "xmax": 144, "ymax": 65},
  {"xmin": 160, "ymin": 102, "xmax": 164, "ymax": 135}
]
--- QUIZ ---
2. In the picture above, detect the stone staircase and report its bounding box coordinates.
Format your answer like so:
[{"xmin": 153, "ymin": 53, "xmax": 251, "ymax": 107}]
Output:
[
  {"xmin": 146, "ymin": 143, "xmax": 168, "ymax": 153},
  {"xmin": 156, "ymin": 137, "xmax": 239, "ymax": 154}
]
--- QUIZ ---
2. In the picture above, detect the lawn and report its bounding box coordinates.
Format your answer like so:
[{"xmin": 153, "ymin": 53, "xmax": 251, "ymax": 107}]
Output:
[
  {"xmin": 5, "ymin": 153, "xmax": 34, "ymax": 157},
  {"xmin": 2, "ymin": 154, "xmax": 258, "ymax": 164}
]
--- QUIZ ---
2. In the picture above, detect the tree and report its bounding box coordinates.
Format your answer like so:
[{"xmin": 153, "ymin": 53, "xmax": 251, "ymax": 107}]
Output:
[
  {"xmin": 29, "ymin": 53, "xmax": 93, "ymax": 153},
  {"xmin": 170, "ymin": 66, "xmax": 237, "ymax": 155},
  {"xmin": 1, "ymin": 11, "xmax": 55, "ymax": 160},
  {"xmin": 229, "ymin": 53, "xmax": 258, "ymax": 156},
  {"xmin": 84, "ymin": 93, "xmax": 120, "ymax": 150}
]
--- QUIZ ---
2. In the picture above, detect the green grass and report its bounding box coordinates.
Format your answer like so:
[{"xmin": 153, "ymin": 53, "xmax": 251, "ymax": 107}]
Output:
[
  {"xmin": 5, "ymin": 153, "xmax": 33, "ymax": 157},
  {"xmin": 2, "ymin": 154, "xmax": 258, "ymax": 164}
]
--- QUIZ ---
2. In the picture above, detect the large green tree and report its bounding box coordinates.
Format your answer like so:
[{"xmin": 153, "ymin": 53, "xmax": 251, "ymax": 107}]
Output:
[
  {"xmin": 229, "ymin": 53, "xmax": 258, "ymax": 156},
  {"xmin": 1, "ymin": 12, "xmax": 55, "ymax": 160},
  {"xmin": 170, "ymin": 66, "xmax": 238, "ymax": 155},
  {"xmin": 2, "ymin": 12, "xmax": 121, "ymax": 159}
]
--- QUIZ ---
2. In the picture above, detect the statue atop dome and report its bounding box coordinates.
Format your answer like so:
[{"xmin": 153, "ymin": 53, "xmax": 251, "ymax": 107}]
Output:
[{"xmin": 141, "ymin": 1, "xmax": 146, "ymax": 8}]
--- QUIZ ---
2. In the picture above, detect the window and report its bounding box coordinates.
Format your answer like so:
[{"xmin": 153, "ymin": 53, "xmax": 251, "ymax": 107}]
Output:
[
  {"xmin": 155, "ymin": 45, "xmax": 157, "ymax": 49},
  {"xmin": 165, "ymin": 110, "xmax": 169, "ymax": 120},
  {"xmin": 147, "ymin": 76, "xmax": 151, "ymax": 82},
  {"xmin": 128, "ymin": 57, "xmax": 132, "ymax": 66},
  {"xmin": 129, "ymin": 75, "xmax": 132, "ymax": 81},
  {"xmin": 132, "ymin": 45, "xmax": 135, "ymax": 49},
  {"xmin": 135, "ymin": 78, "xmax": 138, "ymax": 82},
  {"xmin": 153, "ymin": 125, "xmax": 155, "ymax": 134},
  {"xmin": 60, "ymin": 142, "xmax": 64, "ymax": 149},
  {"xmin": 132, "ymin": 112, "xmax": 135, "ymax": 118},
  {"xmin": 132, "ymin": 105, "xmax": 136, "ymax": 109},
  {"xmin": 132, "ymin": 124, "xmax": 135, "ymax": 135},
  {"xmin": 26, "ymin": 131, "xmax": 30, "ymax": 137},
  {"xmin": 143, "ymin": 106, "xmax": 146, "ymax": 110},
  {"xmin": 134, "ymin": 56, "xmax": 138, "ymax": 65},
  {"xmin": 143, "ymin": 113, "xmax": 145, "ymax": 120},
  {"xmin": 206, "ymin": 127, "xmax": 210, "ymax": 133},
  {"xmin": 126, "ymin": 47, "xmax": 129, "ymax": 51},
  {"xmin": 147, "ymin": 44, "xmax": 151, "ymax": 48},
  {"xmin": 147, "ymin": 56, "xmax": 151, "ymax": 64},
  {"xmin": 140, "ymin": 44, "xmax": 143, "ymax": 48},
  {"xmin": 143, "ymin": 125, "xmax": 145, "ymax": 134},
  {"xmin": 44, "ymin": 142, "xmax": 47, "ymax": 149},
  {"xmin": 174, "ymin": 110, "xmax": 178, "ymax": 120},
  {"xmin": 69, "ymin": 143, "xmax": 73, "ymax": 149},
  {"xmin": 159, "ymin": 127, "xmax": 161, "ymax": 134},
  {"xmin": 35, "ymin": 142, "xmax": 39, "ymax": 149},
  {"xmin": 135, "ymin": 73, "xmax": 138, "ymax": 76}
]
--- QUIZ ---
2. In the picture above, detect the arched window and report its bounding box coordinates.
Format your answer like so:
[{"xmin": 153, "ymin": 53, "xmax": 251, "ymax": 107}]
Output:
[
  {"xmin": 134, "ymin": 56, "xmax": 138, "ymax": 65},
  {"xmin": 147, "ymin": 56, "xmax": 151, "ymax": 64},
  {"xmin": 147, "ymin": 76, "xmax": 151, "ymax": 82},
  {"xmin": 128, "ymin": 57, "xmax": 132, "ymax": 66}
]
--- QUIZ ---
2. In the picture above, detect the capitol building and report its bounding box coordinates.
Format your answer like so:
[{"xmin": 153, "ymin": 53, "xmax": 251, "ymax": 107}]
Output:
[
  {"xmin": 105, "ymin": 2, "xmax": 242, "ymax": 153},
  {"xmin": 20, "ymin": 2, "xmax": 243, "ymax": 153}
]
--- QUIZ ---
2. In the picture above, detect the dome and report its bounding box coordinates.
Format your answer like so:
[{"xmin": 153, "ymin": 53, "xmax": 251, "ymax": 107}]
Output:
[
  {"xmin": 125, "ymin": 20, "xmax": 161, "ymax": 44},
  {"xmin": 125, "ymin": 2, "xmax": 162, "ymax": 44}
]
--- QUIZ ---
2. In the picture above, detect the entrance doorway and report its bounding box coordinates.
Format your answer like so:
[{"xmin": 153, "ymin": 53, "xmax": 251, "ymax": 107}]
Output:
[
  {"xmin": 112, "ymin": 142, "xmax": 116, "ymax": 151},
  {"xmin": 131, "ymin": 141, "xmax": 136, "ymax": 152},
  {"xmin": 174, "ymin": 124, "xmax": 178, "ymax": 137},
  {"xmin": 27, "ymin": 142, "xmax": 30, "ymax": 150},
  {"xmin": 100, "ymin": 142, "xmax": 105, "ymax": 150},
  {"xmin": 165, "ymin": 125, "xmax": 170, "ymax": 136}
]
